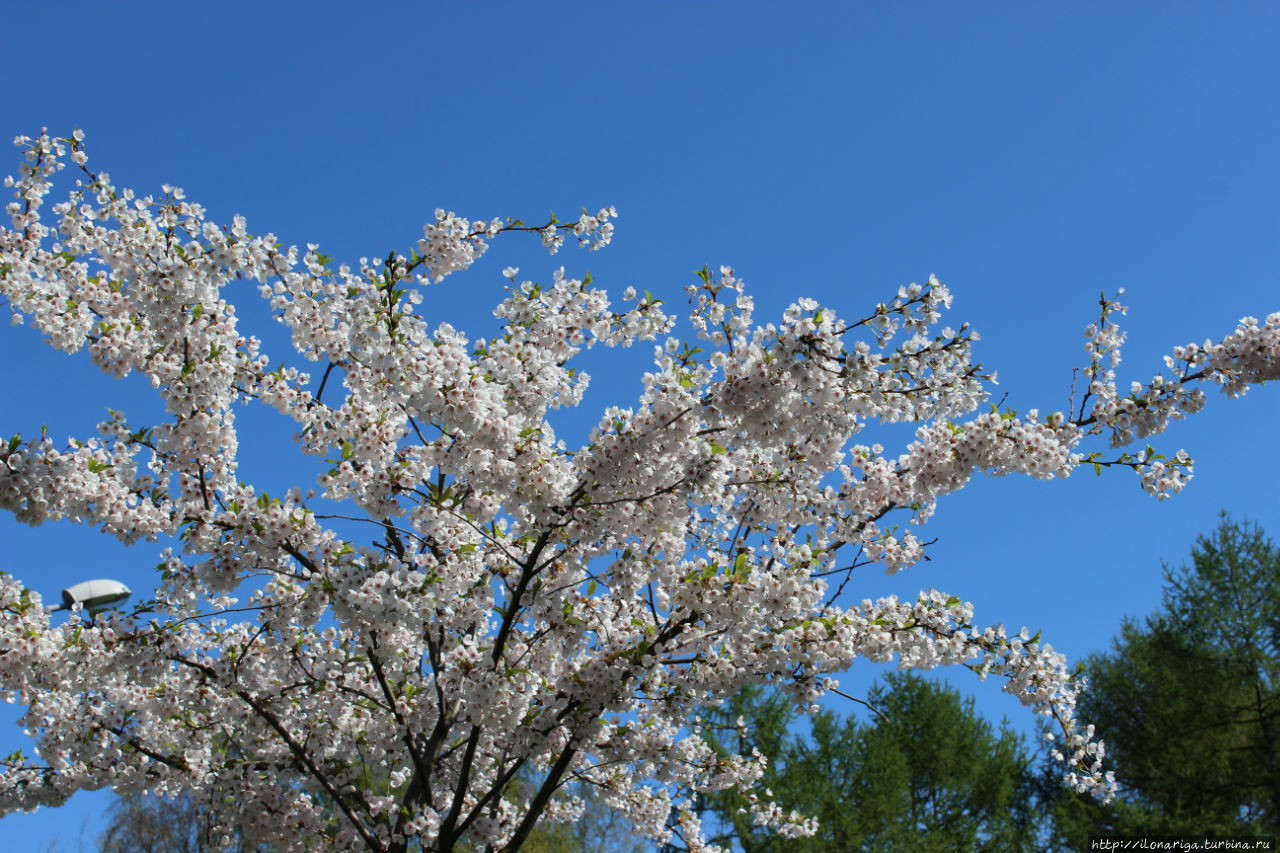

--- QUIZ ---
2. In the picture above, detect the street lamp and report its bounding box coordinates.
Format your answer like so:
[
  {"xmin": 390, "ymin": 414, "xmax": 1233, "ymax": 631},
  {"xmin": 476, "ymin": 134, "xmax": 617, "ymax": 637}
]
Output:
[{"xmin": 48, "ymin": 578, "xmax": 132, "ymax": 612}]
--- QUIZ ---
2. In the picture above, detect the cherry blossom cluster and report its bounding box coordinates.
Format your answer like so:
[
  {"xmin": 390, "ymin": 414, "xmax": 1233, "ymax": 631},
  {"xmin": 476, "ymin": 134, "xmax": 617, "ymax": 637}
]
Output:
[
  {"xmin": 1076, "ymin": 291, "xmax": 1279, "ymax": 497},
  {"xmin": 0, "ymin": 130, "xmax": 1276, "ymax": 852}
]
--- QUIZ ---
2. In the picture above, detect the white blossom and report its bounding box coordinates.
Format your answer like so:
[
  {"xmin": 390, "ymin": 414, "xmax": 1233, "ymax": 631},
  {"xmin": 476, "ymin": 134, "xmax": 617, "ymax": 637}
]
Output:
[{"xmin": 0, "ymin": 130, "xmax": 1276, "ymax": 852}]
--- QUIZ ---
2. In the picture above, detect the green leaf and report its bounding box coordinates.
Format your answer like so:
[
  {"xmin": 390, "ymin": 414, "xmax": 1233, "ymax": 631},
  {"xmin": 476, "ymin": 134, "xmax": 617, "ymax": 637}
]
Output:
[
  {"xmin": 945, "ymin": 595, "xmax": 961, "ymax": 608},
  {"xmin": 192, "ymin": 303, "xmax": 203, "ymax": 319},
  {"xmin": 341, "ymin": 440, "xmax": 354, "ymax": 461},
  {"xmin": 710, "ymin": 441, "xmax": 727, "ymax": 455},
  {"xmin": 63, "ymin": 626, "xmax": 83, "ymax": 649},
  {"xmin": 587, "ymin": 579, "xmax": 597, "ymax": 595},
  {"xmin": 6, "ymin": 434, "xmax": 20, "ymax": 455},
  {"xmin": 734, "ymin": 553, "xmax": 749, "ymax": 577},
  {"xmin": 561, "ymin": 599, "xmax": 579, "ymax": 624}
]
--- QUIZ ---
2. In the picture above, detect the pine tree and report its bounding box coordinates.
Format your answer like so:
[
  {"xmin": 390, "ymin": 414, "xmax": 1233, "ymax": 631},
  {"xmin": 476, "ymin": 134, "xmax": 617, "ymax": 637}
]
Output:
[
  {"xmin": 703, "ymin": 673, "xmax": 1038, "ymax": 852},
  {"xmin": 1042, "ymin": 515, "xmax": 1280, "ymax": 846}
]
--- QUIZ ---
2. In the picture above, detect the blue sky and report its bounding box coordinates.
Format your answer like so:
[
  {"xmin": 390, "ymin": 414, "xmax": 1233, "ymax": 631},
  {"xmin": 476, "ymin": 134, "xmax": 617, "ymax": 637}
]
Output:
[{"xmin": 3, "ymin": 2, "xmax": 1279, "ymax": 848}]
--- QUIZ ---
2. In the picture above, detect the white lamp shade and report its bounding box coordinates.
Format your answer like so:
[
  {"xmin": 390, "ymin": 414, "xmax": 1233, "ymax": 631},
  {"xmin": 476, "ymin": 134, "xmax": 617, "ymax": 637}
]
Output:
[{"xmin": 60, "ymin": 579, "xmax": 132, "ymax": 610}]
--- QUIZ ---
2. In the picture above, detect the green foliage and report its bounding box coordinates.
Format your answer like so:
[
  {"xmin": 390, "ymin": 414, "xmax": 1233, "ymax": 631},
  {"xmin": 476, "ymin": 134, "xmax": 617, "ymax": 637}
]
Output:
[
  {"xmin": 454, "ymin": 778, "xmax": 644, "ymax": 853},
  {"xmin": 100, "ymin": 781, "xmax": 636, "ymax": 853},
  {"xmin": 703, "ymin": 673, "xmax": 1039, "ymax": 852},
  {"xmin": 1040, "ymin": 514, "xmax": 1280, "ymax": 847},
  {"xmin": 99, "ymin": 789, "xmax": 274, "ymax": 853},
  {"xmin": 515, "ymin": 782, "xmax": 646, "ymax": 853}
]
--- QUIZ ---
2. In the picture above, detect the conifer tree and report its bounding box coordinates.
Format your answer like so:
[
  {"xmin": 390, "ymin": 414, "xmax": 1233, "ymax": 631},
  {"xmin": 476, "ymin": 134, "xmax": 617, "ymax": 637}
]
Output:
[
  {"xmin": 703, "ymin": 673, "xmax": 1038, "ymax": 852},
  {"xmin": 1042, "ymin": 515, "xmax": 1280, "ymax": 846}
]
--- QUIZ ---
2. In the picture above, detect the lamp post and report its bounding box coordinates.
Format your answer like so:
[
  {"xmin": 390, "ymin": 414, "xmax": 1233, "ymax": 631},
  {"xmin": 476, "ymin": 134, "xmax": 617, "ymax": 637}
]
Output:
[{"xmin": 47, "ymin": 578, "xmax": 132, "ymax": 612}]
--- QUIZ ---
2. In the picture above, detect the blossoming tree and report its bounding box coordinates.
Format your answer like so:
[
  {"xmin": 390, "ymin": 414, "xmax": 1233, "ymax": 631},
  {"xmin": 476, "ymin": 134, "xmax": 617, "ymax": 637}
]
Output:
[{"xmin": 1, "ymin": 130, "xmax": 1276, "ymax": 852}]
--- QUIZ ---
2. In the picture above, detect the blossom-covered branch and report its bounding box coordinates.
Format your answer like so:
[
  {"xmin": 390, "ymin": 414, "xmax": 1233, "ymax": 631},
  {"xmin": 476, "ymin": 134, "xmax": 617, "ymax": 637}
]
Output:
[{"xmin": 1, "ymin": 129, "xmax": 1277, "ymax": 852}]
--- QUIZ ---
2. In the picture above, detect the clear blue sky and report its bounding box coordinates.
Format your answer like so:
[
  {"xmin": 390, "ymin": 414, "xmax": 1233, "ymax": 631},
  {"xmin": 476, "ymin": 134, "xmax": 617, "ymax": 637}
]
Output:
[{"xmin": 3, "ymin": 3, "xmax": 1278, "ymax": 848}]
